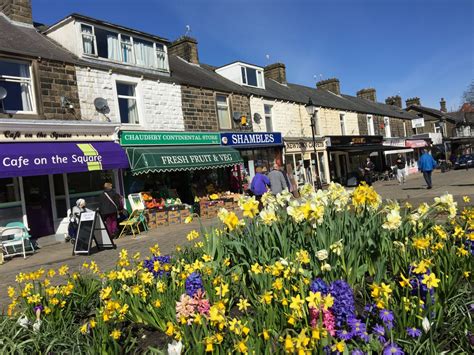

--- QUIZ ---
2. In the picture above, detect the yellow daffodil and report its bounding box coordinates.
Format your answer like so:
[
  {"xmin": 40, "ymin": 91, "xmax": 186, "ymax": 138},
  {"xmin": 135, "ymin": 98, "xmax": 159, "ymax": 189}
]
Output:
[
  {"xmin": 100, "ymin": 286, "xmax": 112, "ymax": 300},
  {"xmin": 413, "ymin": 236, "xmax": 431, "ymax": 250},
  {"xmin": 251, "ymin": 263, "xmax": 263, "ymax": 274},
  {"xmin": 215, "ymin": 283, "xmax": 229, "ymax": 297},
  {"xmin": 58, "ymin": 265, "xmax": 69, "ymax": 276},
  {"xmin": 80, "ymin": 323, "xmax": 88, "ymax": 334},
  {"xmin": 187, "ymin": 230, "xmax": 200, "ymax": 241},
  {"xmin": 110, "ymin": 329, "xmax": 121, "ymax": 340},
  {"xmin": 422, "ymin": 273, "xmax": 440, "ymax": 289},
  {"xmin": 237, "ymin": 298, "xmax": 250, "ymax": 312},
  {"xmin": 399, "ymin": 274, "xmax": 412, "ymax": 288},
  {"xmin": 463, "ymin": 196, "xmax": 470, "ymax": 203}
]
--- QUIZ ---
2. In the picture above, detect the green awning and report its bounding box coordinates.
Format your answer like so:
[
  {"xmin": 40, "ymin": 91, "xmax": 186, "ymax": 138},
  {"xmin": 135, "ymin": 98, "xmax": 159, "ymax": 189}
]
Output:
[{"xmin": 125, "ymin": 145, "xmax": 243, "ymax": 175}]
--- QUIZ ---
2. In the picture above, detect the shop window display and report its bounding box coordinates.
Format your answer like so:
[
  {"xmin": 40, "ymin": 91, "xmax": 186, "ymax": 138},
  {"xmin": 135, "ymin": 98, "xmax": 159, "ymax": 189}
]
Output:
[
  {"xmin": 67, "ymin": 170, "xmax": 114, "ymax": 211},
  {"xmin": 0, "ymin": 177, "xmax": 22, "ymax": 225}
]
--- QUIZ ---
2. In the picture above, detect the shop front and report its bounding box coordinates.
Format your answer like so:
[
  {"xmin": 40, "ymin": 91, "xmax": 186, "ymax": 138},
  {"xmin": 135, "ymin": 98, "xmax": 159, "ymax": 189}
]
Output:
[
  {"xmin": 219, "ymin": 132, "xmax": 283, "ymax": 185},
  {"xmin": 0, "ymin": 121, "xmax": 128, "ymax": 238},
  {"xmin": 326, "ymin": 135, "xmax": 400, "ymax": 185},
  {"xmin": 120, "ymin": 131, "xmax": 243, "ymax": 206},
  {"xmin": 383, "ymin": 138, "xmax": 415, "ymax": 174},
  {"xmin": 283, "ymin": 137, "xmax": 329, "ymax": 188}
]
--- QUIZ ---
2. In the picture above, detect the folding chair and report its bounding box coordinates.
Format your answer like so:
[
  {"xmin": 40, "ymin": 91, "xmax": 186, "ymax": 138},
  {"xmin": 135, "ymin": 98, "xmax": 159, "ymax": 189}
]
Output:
[
  {"xmin": 118, "ymin": 210, "xmax": 141, "ymax": 238},
  {"xmin": 1, "ymin": 227, "xmax": 35, "ymax": 259}
]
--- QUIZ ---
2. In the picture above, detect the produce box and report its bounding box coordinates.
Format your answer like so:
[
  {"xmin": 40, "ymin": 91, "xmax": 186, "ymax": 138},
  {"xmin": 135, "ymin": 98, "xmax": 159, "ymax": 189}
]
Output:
[
  {"xmin": 168, "ymin": 210, "xmax": 180, "ymax": 218},
  {"xmin": 148, "ymin": 220, "xmax": 157, "ymax": 229},
  {"xmin": 155, "ymin": 211, "xmax": 167, "ymax": 221},
  {"xmin": 156, "ymin": 219, "xmax": 168, "ymax": 226},
  {"xmin": 168, "ymin": 216, "xmax": 181, "ymax": 225},
  {"xmin": 180, "ymin": 209, "xmax": 191, "ymax": 219}
]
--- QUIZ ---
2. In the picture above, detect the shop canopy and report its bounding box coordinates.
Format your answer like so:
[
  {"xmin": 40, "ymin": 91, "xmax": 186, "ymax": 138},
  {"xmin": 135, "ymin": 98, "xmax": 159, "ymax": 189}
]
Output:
[
  {"xmin": 0, "ymin": 142, "xmax": 129, "ymax": 178},
  {"xmin": 125, "ymin": 146, "xmax": 243, "ymax": 175}
]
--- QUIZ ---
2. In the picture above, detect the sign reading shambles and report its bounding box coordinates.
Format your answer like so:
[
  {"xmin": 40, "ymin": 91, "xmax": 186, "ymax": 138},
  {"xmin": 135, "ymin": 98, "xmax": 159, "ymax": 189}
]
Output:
[{"xmin": 120, "ymin": 131, "xmax": 221, "ymax": 146}]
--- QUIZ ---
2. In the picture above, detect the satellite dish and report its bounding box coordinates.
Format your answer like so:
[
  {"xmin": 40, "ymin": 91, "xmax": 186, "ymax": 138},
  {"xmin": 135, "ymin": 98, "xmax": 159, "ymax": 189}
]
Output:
[
  {"xmin": 94, "ymin": 97, "xmax": 109, "ymax": 113},
  {"xmin": 232, "ymin": 112, "xmax": 241, "ymax": 121},
  {"xmin": 0, "ymin": 86, "xmax": 7, "ymax": 100},
  {"xmin": 253, "ymin": 112, "xmax": 262, "ymax": 123}
]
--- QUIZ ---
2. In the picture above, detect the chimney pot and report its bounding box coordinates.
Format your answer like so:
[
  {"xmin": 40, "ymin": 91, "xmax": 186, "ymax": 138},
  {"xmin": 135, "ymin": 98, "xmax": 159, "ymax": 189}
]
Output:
[
  {"xmin": 405, "ymin": 97, "xmax": 421, "ymax": 108},
  {"xmin": 0, "ymin": 0, "xmax": 33, "ymax": 24},
  {"xmin": 356, "ymin": 88, "xmax": 377, "ymax": 102},
  {"xmin": 316, "ymin": 78, "xmax": 340, "ymax": 95},
  {"xmin": 440, "ymin": 98, "xmax": 447, "ymax": 112},
  {"xmin": 385, "ymin": 95, "xmax": 402, "ymax": 108},
  {"xmin": 168, "ymin": 36, "xmax": 199, "ymax": 64},
  {"xmin": 264, "ymin": 63, "xmax": 286, "ymax": 84}
]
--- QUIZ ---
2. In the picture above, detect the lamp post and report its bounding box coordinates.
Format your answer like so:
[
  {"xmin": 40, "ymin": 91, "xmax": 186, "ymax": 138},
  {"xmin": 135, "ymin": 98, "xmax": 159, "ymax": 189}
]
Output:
[{"xmin": 305, "ymin": 98, "xmax": 322, "ymax": 189}]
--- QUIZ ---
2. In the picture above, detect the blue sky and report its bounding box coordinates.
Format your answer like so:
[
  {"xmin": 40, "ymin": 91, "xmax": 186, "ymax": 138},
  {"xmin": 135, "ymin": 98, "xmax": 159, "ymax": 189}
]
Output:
[{"xmin": 33, "ymin": 0, "xmax": 473, "ymax": 110}]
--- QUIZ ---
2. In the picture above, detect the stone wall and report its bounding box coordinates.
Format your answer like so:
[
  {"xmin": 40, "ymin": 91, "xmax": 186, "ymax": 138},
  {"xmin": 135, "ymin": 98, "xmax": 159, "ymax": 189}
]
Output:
[
  {"xmin": 181, "ymin": 86, "xmax": 250, "ymax": 131},
  {"xmin": 357, "ymin": 113, "xmax": 408, "ymax": 137},
  {"xmin": 319, "ymin": 108, "xmax": 359, "ymax": 136},
  {"xmin": 37, "ymin": 59, "xmax": 81, "ymax": 120},
  {"xmin": 75, "ymin": 66, "xmax": 184, "ymax": 130},
  {"xmin": 0, "ymin": 0, "xmax": 32, "ymax": 24}
]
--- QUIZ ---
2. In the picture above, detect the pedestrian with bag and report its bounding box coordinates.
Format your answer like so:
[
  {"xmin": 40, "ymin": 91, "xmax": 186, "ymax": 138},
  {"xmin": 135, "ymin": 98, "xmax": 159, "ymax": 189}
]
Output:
[
  {"xmin": 418, "ymin": 148, "xmax": 437, "ymax": 189},
  {"xmin": 395, "ymin": 153, "xmax": 407, "ymax": 184},
  {"xmin": 99, "ymin": 182, "xmax": 123, "ymax": 238}
]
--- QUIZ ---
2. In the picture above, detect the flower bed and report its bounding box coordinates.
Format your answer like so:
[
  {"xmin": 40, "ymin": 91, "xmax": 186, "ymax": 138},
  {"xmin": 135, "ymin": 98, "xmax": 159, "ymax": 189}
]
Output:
[{"xmin": 1, "ymin": 183, "xmax": 473, "ymax": 354}]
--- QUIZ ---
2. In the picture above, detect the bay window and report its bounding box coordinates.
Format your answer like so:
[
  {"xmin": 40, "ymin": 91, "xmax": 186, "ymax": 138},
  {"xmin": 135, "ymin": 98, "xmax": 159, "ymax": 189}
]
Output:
[
  {"xmin": 116, "ymin": 82, "xmax": 139, "ymax": 124},
  {"xmin": 0, "ymin": 59, "xmax": 34, "ymax": 113}
]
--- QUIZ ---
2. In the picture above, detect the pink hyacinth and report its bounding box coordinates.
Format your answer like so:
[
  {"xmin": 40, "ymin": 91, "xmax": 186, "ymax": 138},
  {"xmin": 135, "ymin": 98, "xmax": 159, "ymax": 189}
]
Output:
[
  {"xmin": 175, "ymin": 294, "xmax": 196, "ymax": 323},
  {"xmin": 323, "ymin": 309, "xmax": 336, "ymax": 336},
  {"xmin": 193, "ymin": 289, "xmax": 211, "ymax": 316},
  {"xmin": 309, "ymin": 307, "xmax": 319, "ymax": 328}
]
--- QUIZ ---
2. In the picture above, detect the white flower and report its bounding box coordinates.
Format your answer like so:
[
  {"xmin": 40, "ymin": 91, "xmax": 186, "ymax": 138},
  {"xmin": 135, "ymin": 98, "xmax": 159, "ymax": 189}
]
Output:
[
  {"xmin": 321, "ymin": 263, "xmax": 332, "ymax": 272},
  {"xmin": 33, "ymin": 319, "xmax": 42, "ymax": 332},
  {"xmin": 315, "ymin": 249, "xmax": 329, "ymax": 261},
  {"xmin": 279, "ymin": 258, "xmax": 289, "ymax": 266},
  {"xmin": 329, "ymin": 240, "xmax": 343, "ymax": 256},
  {"xmin": 17, "ymin": 315, "xmax": 29, "ymax": 329},
  {"xmin": 167, "ymin": 340, "xmax": 183, "ymax": 355},
  {"xmin": 422, "ymin": 317, "xmax": 431, "ymax": 333},
  {"xmin": 382, "ymin": 209, "xmax": 402, "ymax": 230}
]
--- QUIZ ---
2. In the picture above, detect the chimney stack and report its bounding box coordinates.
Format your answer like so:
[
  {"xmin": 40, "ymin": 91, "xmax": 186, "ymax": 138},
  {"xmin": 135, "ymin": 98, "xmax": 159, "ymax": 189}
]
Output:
[
  {"xmin": 316, "ymin": 78, "xmax": 340, "ymax": 95},
  {"xmin": 0, "ymin": 0, "xmax": 33, "ymax": 24},
  {"xmin": 264, "ymin": 63, "xmax": 286, "ymax": 84},
  {"xmin": 356, "ymin": 88, "xmax": 377, "ymax": 102},
  {"xmin": 385, "ymin": 95, "xmax": 402, "ymax": 108},
  {"xmin": 168, "ymin": 36, "xmax": 199, "ymax": 65},
  {"xmin": 440, "ymin": 98, "xmax": 447, "ymax": 112},
  {"xmin": 405, "ymin": 97, "xmax": 421, "ymax": 107}
]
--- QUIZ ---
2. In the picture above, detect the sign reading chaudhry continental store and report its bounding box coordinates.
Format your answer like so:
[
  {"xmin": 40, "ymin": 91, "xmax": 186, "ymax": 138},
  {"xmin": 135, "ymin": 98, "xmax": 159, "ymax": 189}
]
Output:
[{"xmin": 120, "ymin": 131, "xmax": 220, "ymax": 146}]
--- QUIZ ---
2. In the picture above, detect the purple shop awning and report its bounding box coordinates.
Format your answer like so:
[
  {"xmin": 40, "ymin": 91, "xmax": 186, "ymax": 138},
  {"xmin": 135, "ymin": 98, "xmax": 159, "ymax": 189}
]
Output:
[{"xmin": 0, "ymin": 142, "xmax": 129, "ymax": 178}]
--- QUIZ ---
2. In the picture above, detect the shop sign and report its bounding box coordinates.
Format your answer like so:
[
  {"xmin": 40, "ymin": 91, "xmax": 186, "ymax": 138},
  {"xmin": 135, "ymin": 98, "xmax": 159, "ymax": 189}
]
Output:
[
  {"xmin": 220, "ymin": 132, "xmax": 282, "ymax": 147},
  {"xmin": 405, "ymin": 140, "xmax": 428, "ymax": 148},
  {"xmin": 284, "ymin": 139, "xmax": 325, "ymax": 153},
  {"xmin": 412, "ymin": 118, "xmax": 425, "ymax": 128},
  {"xmin": 120, "ymin": 131, "xmax": 220, "ymax": 146},
  {"xmin": 383, "ymin": 138, "xmax": 405, "ymax": 147},
  {"xmin": 326, "ymin": 135, "xmax": 383, "ymax": 147},
  {"xmin": 0, "ymin": 130, "xmax": 111, "ymax": 142}
]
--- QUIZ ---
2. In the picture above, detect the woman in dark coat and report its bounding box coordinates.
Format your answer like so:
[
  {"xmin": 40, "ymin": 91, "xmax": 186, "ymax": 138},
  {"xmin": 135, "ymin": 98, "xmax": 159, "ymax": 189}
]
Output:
[{"xmin": 99, "ymin": 182, "xmax": 122, "ymax": 237}]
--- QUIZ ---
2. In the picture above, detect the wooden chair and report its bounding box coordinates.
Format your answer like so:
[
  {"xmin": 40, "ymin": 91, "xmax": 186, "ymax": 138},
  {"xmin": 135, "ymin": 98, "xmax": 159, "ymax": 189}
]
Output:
[{"xmin": 118, "ymin": 210, "xmax": 141, "ymax": 238}]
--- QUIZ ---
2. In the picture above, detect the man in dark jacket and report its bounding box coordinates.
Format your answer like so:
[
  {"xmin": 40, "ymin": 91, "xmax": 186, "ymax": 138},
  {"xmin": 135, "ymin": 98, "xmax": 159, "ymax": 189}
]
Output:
[
  {"xmin": 363, "ymin": 157, "xmax": 375, "ymax": 186},
  {"xmin": 99, "ymin": 182, "xmax": 122, "ymax": 237}
]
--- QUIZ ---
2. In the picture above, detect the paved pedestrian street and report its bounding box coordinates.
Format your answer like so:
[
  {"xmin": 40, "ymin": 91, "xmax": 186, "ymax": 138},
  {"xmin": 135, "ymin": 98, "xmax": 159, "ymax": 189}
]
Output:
[{"xmin": 1, "ymin": 169, "xmax": 472, "ymax": 311}]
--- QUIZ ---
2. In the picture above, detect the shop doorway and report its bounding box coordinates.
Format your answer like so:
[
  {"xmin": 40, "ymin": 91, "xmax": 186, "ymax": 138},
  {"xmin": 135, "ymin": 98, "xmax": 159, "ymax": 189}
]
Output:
[
  {"xmin": 23, "ymin": 175, "xmax": 54, "ymax": 238},
  {"xmin": 338, "ymin": 154, "xmax": 348, "ymax": 183}
]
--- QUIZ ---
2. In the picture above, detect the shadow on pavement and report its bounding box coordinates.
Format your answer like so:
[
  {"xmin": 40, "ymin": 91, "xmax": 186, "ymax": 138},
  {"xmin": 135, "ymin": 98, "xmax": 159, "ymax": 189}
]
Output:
[
  {"xmin": 450, "ymin": 184, "xmax": 474, "ymax": 187},
  {"xmin": 402, "ymin": 187, "xmax": 426, "ymax": 190}
]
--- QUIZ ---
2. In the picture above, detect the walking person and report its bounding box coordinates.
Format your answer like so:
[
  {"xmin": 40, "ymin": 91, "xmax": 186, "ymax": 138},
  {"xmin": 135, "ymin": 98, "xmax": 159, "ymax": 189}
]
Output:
[
  {"xmin": 418, "ymin": 149, "xmax": 437, "ymax": 189},
  {"xmin": 99, "ymin": 182, "xmax": 123, "ymax": 238},
  {"xmin": 268, "ymin": 163, "xmax": 288, "ymax": 195},
  {"xmin": 363, "ymin": 157, "xmax": 375, "ymax": 186},
  {"xmin": 395, "ymin": 153, "xmax": 407, "ymax": 184},
  {"xmin": 250, "ymin": 166, "xmax": 270, "ymax": 210}
]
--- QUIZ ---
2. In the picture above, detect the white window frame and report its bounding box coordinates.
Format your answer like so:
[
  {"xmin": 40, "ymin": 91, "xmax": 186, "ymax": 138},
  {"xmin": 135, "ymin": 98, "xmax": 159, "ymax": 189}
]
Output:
[
  {"xmin": 216, "ymin": 94, "xmax": 232, "ymax": 129},
  {"xmin": 113, "ymin": 76, "xmax": 142, "ymax": 125},
  {"xmin": 384, "ymin": 116, "xmax": 391, "ymax": 138},
  {"xmin": 241, "ymin": 66, "xmax": 264, "ymax": 88},
  {"xmin": 0, "ymin": 58, "xmax": 36, "ymax": 114},
  {"xmin": 78, "ymin": 22, "xmax": 169, "ymax": 72},
  {"xmin": 339, "ymin": 113, "xmax": 346, "ymax": 135},
  {"xmin": 264, "ymin": 104, "xmax": 273, "ymax": 132},
  {"xmin": 403, "ymin": 121, "xmax": 407, "ymax": 137},
  {"xmin": 367, "ymin": 115, "xmax": 375, "ymax": 135}
]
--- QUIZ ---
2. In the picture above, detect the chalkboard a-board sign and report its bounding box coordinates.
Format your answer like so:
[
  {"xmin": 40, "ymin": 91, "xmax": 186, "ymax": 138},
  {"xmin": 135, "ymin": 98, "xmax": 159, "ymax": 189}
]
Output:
[{"xmin": 73, "ymin": 210, "xmax": 115, "ymax": 255}]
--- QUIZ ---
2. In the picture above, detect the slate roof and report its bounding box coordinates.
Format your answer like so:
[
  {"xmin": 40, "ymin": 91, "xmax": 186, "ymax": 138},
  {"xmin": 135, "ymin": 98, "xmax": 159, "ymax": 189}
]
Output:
[
  {"xmin": 0, "ymin": 14, "xmax": 78, "ymax": 63},
  {"xmin": 406, "ymin": 105, "xmax": 456, "ymax": 123}
]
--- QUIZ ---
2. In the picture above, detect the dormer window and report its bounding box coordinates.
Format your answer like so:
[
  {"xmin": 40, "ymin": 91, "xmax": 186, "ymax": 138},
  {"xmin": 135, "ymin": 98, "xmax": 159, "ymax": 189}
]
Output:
[
  {"xmin": 241, "ymin": 66, "xmax": 263, "ymax": 88},
  {"xmin": 79, "ymin": 23, "xmax": 169, "ymax": 72}
]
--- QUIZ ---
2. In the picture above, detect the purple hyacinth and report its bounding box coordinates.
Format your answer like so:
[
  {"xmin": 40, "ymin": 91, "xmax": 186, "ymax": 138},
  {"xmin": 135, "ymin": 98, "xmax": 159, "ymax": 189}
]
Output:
[
  {"xmin": 351, "ymin": 350, "xmax": 365, "ymax": 355},
  {"xmin": 143, "ymin": 255, "xmax": 172, "ymax": 278},
  {"xmin": 382, "ymin": 342, "xmax": 404, "ymax": 355},
  {"xmin": 33, "ymin": 304, "xmax": 44, "ymax": 312},
  {"xmin": 185, "ymin": 272, "xmax": 204, "ymax": 297},
  {"xmin": 310, "ymin": 278, "xmax": 328, "ymax": 294},
  {"xmin": 407, "ymin": 327, "xmax": 422, "ymax": 338},
  {"xmin": 329, "ymin": 280, "xmax": 355, "ymax": 326}
]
